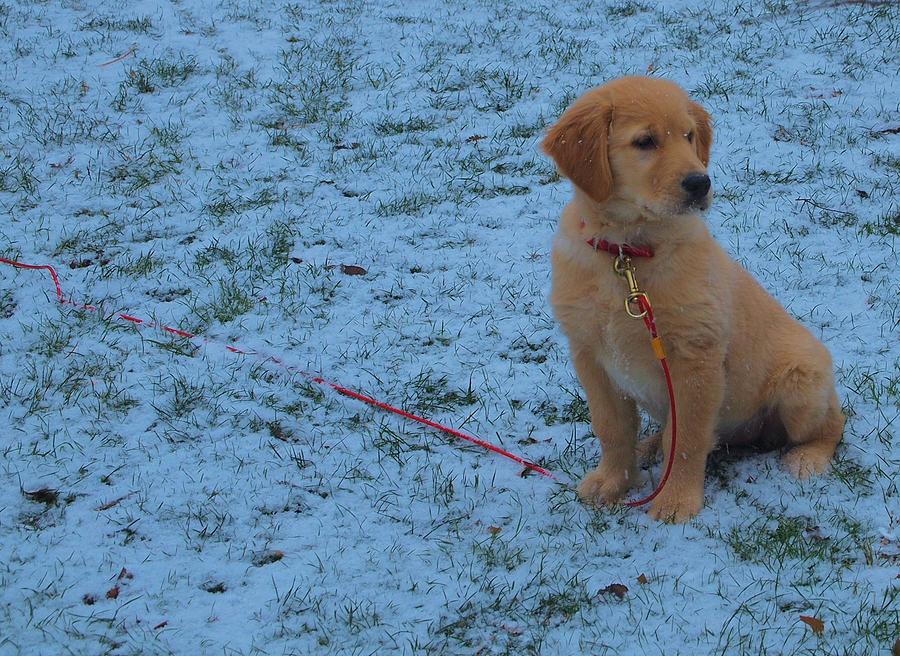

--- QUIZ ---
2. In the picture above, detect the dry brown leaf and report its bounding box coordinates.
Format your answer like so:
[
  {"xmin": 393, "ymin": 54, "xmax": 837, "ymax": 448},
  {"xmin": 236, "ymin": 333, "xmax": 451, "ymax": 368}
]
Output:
[
  {"xmin": 598, "ymin": 583, "xmax": 628, "ymax": 600},
  {"xmin": 252, "ymin": 549, "xmax": 285, "ymax": 566},
  {"xmin": 106, "ymin": 586, "xmax": 120, "ymax": 600},
  {"xmin": 637, "ymin": 574, "xmax": 648, "ymax": 585},
  {"xmin": 340, "ymin": 264, "xmax": 367, "ymax": 276},
  {"xmin": 799, "ymin": 614, "xmax": 825, "ymax": 635},
  {"xmin": 488, "ymin": 526, "xmax": 502, "ymax": 536}
]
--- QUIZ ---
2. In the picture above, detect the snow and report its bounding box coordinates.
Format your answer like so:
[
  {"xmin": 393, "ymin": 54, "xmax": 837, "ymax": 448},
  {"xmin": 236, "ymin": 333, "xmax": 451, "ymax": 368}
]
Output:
[{"xmin": 0, "ymin": 0, "xmax": 897, "ymax": 654}]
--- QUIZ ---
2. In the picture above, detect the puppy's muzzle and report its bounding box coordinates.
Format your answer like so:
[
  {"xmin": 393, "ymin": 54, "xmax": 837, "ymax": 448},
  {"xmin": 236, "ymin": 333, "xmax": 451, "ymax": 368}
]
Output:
[{"xmin": 682, "ymin": 173, "xmax": 711, "ymax": 200}]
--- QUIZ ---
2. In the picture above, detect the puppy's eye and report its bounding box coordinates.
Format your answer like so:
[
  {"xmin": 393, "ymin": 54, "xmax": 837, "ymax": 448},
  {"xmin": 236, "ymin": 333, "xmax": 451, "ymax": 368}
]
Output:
[
  {"xmin": 633, "ymin": 135, "xmax": 655, "ymax": 150},
  {"xmin": 686, "ymin": 131, "xmax": 694, "ymax": 143}
]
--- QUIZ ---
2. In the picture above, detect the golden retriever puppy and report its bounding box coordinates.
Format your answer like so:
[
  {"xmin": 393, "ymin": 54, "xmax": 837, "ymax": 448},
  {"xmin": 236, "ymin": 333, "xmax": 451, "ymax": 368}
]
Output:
[{"xmin": 542, "ymin": 76, "xmax": 844, "ymax": 522}]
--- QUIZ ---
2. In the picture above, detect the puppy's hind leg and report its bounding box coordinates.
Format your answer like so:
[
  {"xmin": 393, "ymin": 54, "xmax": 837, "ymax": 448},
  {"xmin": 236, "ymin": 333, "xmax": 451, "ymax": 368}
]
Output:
[{"xmin": 774, "ymin": 354, "xmax": 844, "ymax": 479}]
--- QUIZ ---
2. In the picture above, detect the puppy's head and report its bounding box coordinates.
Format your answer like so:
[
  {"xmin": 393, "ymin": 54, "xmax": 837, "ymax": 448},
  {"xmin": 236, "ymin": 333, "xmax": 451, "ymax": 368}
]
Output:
[{"xmin": 543, "ymin": 77, "xmax": 713, "ymax": 219}]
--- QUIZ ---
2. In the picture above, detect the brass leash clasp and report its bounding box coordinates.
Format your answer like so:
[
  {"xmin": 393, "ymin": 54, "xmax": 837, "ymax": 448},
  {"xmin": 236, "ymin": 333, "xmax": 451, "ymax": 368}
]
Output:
[{"xmin": 614, "ymin": 254, "xmax": 650, "ymax": 319}]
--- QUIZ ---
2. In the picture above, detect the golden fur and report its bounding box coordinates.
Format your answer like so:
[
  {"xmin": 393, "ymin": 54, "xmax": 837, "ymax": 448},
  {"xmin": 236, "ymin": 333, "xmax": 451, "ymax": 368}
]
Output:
[{"xmin": 542, "ymin": 76, "xmax": 844, "ymax": 522}]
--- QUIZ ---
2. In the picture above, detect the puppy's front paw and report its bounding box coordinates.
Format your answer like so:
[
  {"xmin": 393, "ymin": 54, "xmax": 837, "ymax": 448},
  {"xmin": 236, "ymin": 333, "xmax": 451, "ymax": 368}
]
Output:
[
  {"xmin": 647, "ymin": 485, "xmax": 704, "ymax": 523},
  {"xmin": 578, "ymin": 463, "xmax": 636, "ymax": 507}
]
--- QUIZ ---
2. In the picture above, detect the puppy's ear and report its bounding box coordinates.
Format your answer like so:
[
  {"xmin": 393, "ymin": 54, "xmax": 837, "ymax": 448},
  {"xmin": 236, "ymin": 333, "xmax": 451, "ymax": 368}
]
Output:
[
  {"xmin": 542, "ymin": 100, "xmax": 613, "ymax": 203},
  {"xmin": 688, "ymin": 100, "xmax": 713, "ymax": 167}
]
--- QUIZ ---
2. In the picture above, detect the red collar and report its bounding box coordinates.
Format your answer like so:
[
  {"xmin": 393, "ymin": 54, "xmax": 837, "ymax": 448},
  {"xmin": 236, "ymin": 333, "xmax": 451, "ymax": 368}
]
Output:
[{"xmin": 585, "ymin": 237, "xmax": 654, "ymax": 259}]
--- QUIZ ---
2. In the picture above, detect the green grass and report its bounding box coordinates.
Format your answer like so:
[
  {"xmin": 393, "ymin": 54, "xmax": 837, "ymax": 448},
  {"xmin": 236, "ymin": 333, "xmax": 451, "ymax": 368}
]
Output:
[
  {"xmin": 373, "ymin": 116, "xmax": 438, "ymax": 136},
  {"xmin": 726, "ymin": 515, "xmax": 857, "ymax": 568},
  {"xmin": 0, "ymin": 289, "xmax": 15, "ymax": 318},
  {"xmin": 78, "ymin": 15, "xmax": 154, "ymax": 34}
]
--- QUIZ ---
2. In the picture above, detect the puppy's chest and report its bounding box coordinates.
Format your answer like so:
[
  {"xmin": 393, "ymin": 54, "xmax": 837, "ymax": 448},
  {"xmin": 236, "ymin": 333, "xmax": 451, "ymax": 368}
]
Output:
[{"xmin": 554, "ymin": 274, "xmax": 667, "ymax": 414}]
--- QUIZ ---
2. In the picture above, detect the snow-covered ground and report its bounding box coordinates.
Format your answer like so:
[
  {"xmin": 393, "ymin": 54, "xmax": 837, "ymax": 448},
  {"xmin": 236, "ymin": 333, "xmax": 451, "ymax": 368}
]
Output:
[{"xmin": 0, "ymin": 0, "xmax": 897, "ymax": 654}]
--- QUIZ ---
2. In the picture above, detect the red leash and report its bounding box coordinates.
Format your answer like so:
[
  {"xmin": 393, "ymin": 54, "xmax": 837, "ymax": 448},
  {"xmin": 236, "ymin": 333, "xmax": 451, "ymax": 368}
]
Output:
[
  {"xmin": 0, "ymin": 256, "xmax": 554, "ymax": 480},
  {"xmin": 586, "ymin": 239, "xmax": 678, "ymax": 508},
  {"xmin": 623, "ymin": 295, "xmax": 677, "ymax": 507},
  {"xmin": 1, "ymin": 252, "xmax": 675, "ymax": 501}
]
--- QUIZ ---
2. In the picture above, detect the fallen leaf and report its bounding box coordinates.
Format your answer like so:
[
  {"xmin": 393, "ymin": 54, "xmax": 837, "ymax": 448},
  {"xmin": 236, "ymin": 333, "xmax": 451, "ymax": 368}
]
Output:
[
  {"xmin": 252, "ymin": 549, "xmax": 285, "ymax": 567},
  {"xmin": 598, "ymin": 583, "xmax": 628, "ymax": 600},
  {"xmin": 466, "ymin": 134, "xmax": 487, "ymax": 143},
  {"xmin": 82, "ymin": 594, "xmax": 97, "ymax": 606},
  {"xmin": 153, "ymin": 620, "xmax": 168, "ymax": 630},
  {"xmin": 290, "ymin": 257, "xmax": 303, "ymax": 264},
  {"xmin": 117, "ymin": 567, "xmax": 132, "ymax": 581},
  {"xmin": 855, "ymin": 189, "xmax": 870, "ymax": 199},
  {"xmin": 340, "ymin": 264, "xmax": 367, "ymax": 276},
  {"xmin": 799, "ymin": 614, "xmax": 825, "ymax": 635},
  {"xmin": 646, "ymin": 63, "xmax": 655, "ymax": 73},
  {"xmin": 637, "ymin": 574, "xmax": 648, "ymax": 585},
  {"xmin": 488, "ymin": 526, "xmax": 502, "ymax": 536},
  {"xmin": 106, "ymin": 586, "xmax": 120, "ymax": 600}
]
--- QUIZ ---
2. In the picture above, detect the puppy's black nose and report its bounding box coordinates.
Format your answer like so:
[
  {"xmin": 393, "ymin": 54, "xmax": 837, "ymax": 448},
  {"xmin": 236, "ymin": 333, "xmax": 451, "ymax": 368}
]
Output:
[{"xmin": 681, "ymin": 173, "xmax": 711, "ymax": 198}]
